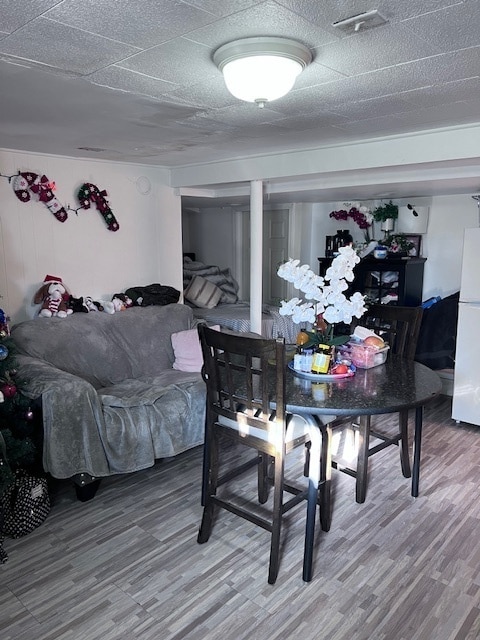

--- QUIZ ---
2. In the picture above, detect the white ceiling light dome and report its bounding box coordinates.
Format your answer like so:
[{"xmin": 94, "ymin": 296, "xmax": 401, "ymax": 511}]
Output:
[{"xmin": 214, "ymin": 37, "xmax": 312, "ymax": 108}]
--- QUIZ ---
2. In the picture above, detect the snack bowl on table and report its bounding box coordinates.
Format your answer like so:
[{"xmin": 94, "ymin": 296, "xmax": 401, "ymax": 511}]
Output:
[{"xmin": 337, "ymin": 341, "xmax": 389, "ymax": 369}]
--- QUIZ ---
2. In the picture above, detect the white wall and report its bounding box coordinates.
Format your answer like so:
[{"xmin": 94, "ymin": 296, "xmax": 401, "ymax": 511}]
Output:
[
  {"xmin": 0, "ymin": 149, "xmax": 182, "ymax": 325},
  {"xmin": 182, "ymin": 206, "xmax": 236, "ymax": 268},
  {"xmin": 422, "ymin": 194, "xmax": 478, "ymax": 300}
]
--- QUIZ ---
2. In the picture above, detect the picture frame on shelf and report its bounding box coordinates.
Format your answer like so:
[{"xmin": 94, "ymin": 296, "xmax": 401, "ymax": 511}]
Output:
[{"xmin": 404, "ymin": 234, "xmax": 422, "ymax": 257}]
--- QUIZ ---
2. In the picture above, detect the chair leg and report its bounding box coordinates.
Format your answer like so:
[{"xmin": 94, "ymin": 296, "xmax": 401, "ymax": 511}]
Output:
[
  {"xmin": 399, "ymin": 409, "xmax": 412, "ymax": 478},
  {"xmin": 258, "ymin": 452, "xmax": 270, "ymax": 504},
  {"xmin": 268, "ymin": 450, "xmax": 285, "ymax": 585},
  {"xmin": 200, "ymin": 408, "xmax": 212, "ymax": 507},
  {"xmin": 319, "ymin": 424, "xmax": 332, "ymax": 533},
  {"xmin": 302, "ymin": 419, "xmax": 326, "ymax": 582},
  {"xmin": 198, "ymin": 428, "xmax": 218, "ymax": 544},
  {"xmin": 355, "ymin": 415, "xmax": 371, "ymax": 504},
  {"xmin": 303, "ymin": 440, "xmax": 311, "ymax": 476}
]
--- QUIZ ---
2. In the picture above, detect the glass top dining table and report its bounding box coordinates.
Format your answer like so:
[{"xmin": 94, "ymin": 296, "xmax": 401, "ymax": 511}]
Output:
[{"xmin": 284, "ymin": 354, "xmax": 442, "ymax": 498}]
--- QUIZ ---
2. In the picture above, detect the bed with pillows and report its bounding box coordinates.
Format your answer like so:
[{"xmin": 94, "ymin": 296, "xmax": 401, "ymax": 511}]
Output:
[{"xmin": 182, "ymin": 256, "xmax": 299, "ymax": 342}]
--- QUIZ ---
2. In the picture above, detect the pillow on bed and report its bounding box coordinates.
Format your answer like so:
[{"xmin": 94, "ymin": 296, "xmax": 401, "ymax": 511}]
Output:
[
  {"xmin": 172, "ymin": 325, "xmax": 220, "ymax": 372},
  {"xmin": 184, "ymin": 275, "xmax": 222, "ymax": 309}
]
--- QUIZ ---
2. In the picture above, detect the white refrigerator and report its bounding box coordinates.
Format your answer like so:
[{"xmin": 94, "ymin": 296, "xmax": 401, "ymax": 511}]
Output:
[{"xmin": 452, "ymin": 227, "xmax": 480, "ymax": 426}]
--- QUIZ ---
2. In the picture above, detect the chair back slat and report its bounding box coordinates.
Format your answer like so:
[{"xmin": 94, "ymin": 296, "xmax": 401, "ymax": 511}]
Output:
[
  {"xmin": 198, "ymin": 325, "xmax": 286, "ymax": 433},
  {"xmin": 353, "ymin": 304, "xmax": 423, "ymax": 360}
]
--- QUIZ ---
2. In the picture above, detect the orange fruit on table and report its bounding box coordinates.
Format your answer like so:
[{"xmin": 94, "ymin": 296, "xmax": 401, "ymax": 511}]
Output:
[{"xmin": 296, "ymin": 331, "xmax": 309, "ymax": 346}]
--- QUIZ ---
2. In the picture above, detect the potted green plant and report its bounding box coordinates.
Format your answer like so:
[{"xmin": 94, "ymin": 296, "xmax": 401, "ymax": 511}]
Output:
[
  {"xmin": 372, "ymin": 200, "xmax": 399, "ymax": 222},
  {"xmin": 372, "ymin": 200, "xmax": 398, "ymax": 234}
]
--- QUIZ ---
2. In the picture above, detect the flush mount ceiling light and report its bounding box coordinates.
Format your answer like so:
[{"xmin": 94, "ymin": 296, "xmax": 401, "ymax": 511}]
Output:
[{"xmin": 213, "ymin": 37, "xmax": 312, "ymax": 108}]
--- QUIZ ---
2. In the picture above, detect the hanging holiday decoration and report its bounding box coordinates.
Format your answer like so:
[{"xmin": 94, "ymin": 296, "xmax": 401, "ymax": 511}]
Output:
[
  {"xmin": 1, "ymin": 170, "xmax": 120, "ymax": 233},
  {"xmin": 0, "ymin": 308, "xmax": 9, "ymax": 339},
  {"xmin": 0, "ymin": 345, "xmax": 8, "ymax": 360},
  {"xmin": 77, "ymin": 183, "xmax": 120, "ymax": 231},
  {"xmin": 12, "ymin": 172, "xmax": 68, "ymax": 222}
]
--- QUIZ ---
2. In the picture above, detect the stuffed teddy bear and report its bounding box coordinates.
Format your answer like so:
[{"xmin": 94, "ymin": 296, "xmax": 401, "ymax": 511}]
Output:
[{"xmin": 34, "ymin": 275, "xmax": 73, "ymax": 318}]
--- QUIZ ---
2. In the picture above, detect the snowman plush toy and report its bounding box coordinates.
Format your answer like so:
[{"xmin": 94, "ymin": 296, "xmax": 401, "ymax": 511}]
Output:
[{"xmin": 34, "ymin": 275, "xmax": 73, "ymax": 318}]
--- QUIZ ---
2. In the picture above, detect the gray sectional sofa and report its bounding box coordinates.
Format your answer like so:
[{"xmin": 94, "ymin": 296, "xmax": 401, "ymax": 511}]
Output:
[{"xmin": 11, "ymin": 303, "xmax": 206, "ymax": 499}]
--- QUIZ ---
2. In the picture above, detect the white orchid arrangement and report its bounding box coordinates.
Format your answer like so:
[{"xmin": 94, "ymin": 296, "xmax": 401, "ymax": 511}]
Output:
[{"xmin": 277, "ymin": 245, "xmax": 367, "ymax": 346}]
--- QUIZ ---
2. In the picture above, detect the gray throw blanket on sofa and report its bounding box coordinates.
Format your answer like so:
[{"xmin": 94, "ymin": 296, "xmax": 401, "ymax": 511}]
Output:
[{"xmin": 11, "ymin": 304, "xmax": 206, "ymax": 480}]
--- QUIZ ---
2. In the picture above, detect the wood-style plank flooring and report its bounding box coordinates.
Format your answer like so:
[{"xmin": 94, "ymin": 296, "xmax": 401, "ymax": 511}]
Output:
[{"xmin": 1, "ymin": 395, "xmax": 480, "ymax": 640}]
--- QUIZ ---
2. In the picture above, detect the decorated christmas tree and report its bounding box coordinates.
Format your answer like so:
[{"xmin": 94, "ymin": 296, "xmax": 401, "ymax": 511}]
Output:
[{"xmin": 0, "ymin": 308, "xmax": 39, "ymax": 495}]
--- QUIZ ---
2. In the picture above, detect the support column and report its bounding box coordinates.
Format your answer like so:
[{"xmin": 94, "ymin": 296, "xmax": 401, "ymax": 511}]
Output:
[{"xmin": 250, "ymin": 180, "xmax": 263, "ymax": 335}]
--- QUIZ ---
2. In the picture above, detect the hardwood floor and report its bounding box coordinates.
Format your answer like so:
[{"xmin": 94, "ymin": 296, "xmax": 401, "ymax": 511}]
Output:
[{"xmin": 2, "ymin": 395, "xmax": 480, "ymax": 640}]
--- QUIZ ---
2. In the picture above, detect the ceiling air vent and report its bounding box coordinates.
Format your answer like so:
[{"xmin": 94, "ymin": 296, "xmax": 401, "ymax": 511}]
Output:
[
  {"xmin": 333, "ymin": 9, "xmax": 387, "ymax": 33},
  {"xmin": 77, "ymin": 146, "xmax": 106, "ymax": 152}
]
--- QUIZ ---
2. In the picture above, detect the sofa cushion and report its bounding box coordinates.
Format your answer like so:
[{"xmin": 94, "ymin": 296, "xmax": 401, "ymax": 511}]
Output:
[
  {"xmin": 98, "ymin": 372, "xmax": 206, "ymax": 471},
  {"xmin": 184, "ymin": 275, "xmax": 222, "ymax": 309},
  {"xmin": 171, "ymin": 324, "xmax": 220, "ymax": 372}
]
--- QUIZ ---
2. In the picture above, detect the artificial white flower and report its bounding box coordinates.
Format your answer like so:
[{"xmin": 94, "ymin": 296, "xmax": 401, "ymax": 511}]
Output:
[{"xmin": 277, "ymin": 246, "xmax": 366, "ymax": 341}]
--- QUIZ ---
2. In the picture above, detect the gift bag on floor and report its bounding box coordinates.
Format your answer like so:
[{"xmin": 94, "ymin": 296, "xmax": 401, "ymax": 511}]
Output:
[
  {"xmin": 0, "ymin": 432, "xmax": 50, "ymax": 544},
  {"xmin": 1, "ymin": 469, "xmax": 50, "ymax": 539}
]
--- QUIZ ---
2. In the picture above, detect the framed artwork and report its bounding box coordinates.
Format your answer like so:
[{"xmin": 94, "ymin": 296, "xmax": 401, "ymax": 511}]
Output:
[{"xmin": 405, "ymin": 234, "xmax": 422, "ymax": 257}]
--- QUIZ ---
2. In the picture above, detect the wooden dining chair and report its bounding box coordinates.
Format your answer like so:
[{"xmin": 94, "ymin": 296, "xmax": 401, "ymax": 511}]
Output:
[
  {"xmin": 197, "ymin": 324, "xmax": 331, "ymax": 584},
  {"xmin": 331, "ymin": 304, "xmax": 424, "ymax": 503}
]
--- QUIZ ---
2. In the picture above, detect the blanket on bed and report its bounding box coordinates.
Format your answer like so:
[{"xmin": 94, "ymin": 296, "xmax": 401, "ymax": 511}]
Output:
[{"xmin": 183, "ymin": 256, "xmax": 239, "ymax": 304}]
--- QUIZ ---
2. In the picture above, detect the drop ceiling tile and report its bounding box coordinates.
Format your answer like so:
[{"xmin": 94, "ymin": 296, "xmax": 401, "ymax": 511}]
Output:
[
  {"xmin": 332, "ymin": 100, "xmax": 480, "ymax": 139},
  {"xmin": 399, "ymin": 78, "xmax": 480, "ymax": 108},
  {"xmin": 0, "ymin": 19, "xmax": 138, "ymax": 75},
  {"xmin": 331, "ymin": 113, "xmax": 407, "ymax": 135},
  {"xmin": 401, "ymin": 2, "xmax": 480, "ymax": 51},
  {"xmin": 293, "ymin": 61, "xmax": 347, "ymax": 91},
  {"xmin": 162, "ymin": 76, "xmax": 237, "ymax": 109},
  {"xmin": 184, "ymin": 0, "xmax": 264, "ymax": 16},
  {"xmin": 328, "ymin": 95, "xmax": 418, "ymax": 120},
  {"xmin": 0, "ymin": 0, "xmax": 60, "ymax": 32},
  {"xmin": 395, "ymin": 47, "xmax": 480, "ymax": 87},
  {"xmin": 185, "ymin": 0, "xmax": 339, "ymax": 48},
  {"xmin": 88, "ymin": 66, "xmax": 179, "ymax": 99},
  {"xmin": 274, "ymin": 66, "xmax": 422, "ymax": 116},
  {"xmin": 45, "ymin": 0, "xmax": 218, "ymax": 48},
  {"xmin": 119, "ymin": 38, "xmax": 215, "ymax": 85},
  {"xmin": 271, "ymin": 111, "xmax": 349, "ymax": 131},
  {"xmin": 276, "ymin": 0, "xmax": 464, "ymax": 27},
  {"xmin": 194, "ymin": 103, "xmax": 287, "ymax": 127},
  {"xmin": 314, "ymin": 22, "xmax": 441, "ymax": 76},
  {"xmin": 390, "ymin": 100, "xmax": 480, "ymax": 128},
  {"xmin": 263, "ymin": 125, "xmax": 351, "ymax": 149},
  {"xmin": 174, "ymin": 115, "xmax": 237, "ymax": 134}
]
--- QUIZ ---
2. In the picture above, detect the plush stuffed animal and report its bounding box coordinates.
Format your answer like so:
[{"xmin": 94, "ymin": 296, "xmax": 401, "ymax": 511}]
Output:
[
  {"xmin": 84, "ymin": 296, "xmax": 102, "ymax": 312},
  {"xmin": 111, "ymin": 293, "xmax": 133, "ymax": 312},
  {"xmin": 34, "ymin": 275, "xmax": 73, "ymax": 318},
  {"xmin": 83, "ymin": 295, "xmax": 115, "ymax": 314},
  {"xmin": 68, "ymin": 295, "xmax": 88, "ymax": 313}
]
